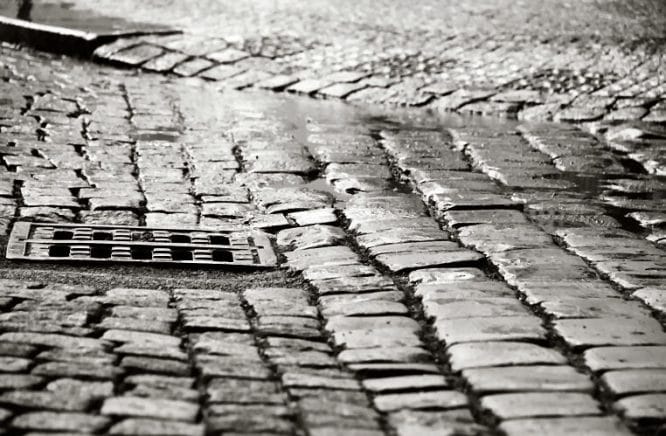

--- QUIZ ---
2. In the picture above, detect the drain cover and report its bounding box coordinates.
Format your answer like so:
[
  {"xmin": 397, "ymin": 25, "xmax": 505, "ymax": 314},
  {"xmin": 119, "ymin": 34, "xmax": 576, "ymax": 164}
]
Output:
[{"xmin": 7, "ymin": 222, "xmax": 277, "ymax": 268}]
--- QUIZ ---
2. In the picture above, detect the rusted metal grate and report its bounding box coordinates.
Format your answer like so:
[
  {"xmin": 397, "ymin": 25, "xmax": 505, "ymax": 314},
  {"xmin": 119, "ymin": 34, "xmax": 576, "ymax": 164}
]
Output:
[{"xmin": 7, "ymin": 222, "xmax": 277, "ymax": 268}]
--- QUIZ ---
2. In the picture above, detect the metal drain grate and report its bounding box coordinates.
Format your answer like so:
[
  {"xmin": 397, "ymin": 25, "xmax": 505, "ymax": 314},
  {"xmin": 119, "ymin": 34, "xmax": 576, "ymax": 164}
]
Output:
[{"xmin": 7, "ymin": 222, "xmax": 277, "ymax": 268}]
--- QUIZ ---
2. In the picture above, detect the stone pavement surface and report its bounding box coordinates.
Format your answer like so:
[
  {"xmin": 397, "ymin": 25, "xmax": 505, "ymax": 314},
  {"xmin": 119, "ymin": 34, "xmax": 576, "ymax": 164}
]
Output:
[
  {"xmin": 35, "ymin": 0, "xmax": 666, "ymax": 122},
  {"xmin": 0, "ymin": 39, "xmax": 666, "ymax": 436}
]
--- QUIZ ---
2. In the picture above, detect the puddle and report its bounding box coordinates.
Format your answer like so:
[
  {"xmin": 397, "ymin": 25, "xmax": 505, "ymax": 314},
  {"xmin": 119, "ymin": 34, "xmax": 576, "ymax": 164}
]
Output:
[{"xmin": 0, "ymin": 0, "xmax": 170, "ymax": 35}]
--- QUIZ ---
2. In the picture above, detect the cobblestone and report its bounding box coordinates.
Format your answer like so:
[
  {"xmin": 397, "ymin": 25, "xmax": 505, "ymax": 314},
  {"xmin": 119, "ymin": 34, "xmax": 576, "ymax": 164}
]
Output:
[{"xmin": 0, "ymin": 42, "xmax": 665, "ymax": 435}]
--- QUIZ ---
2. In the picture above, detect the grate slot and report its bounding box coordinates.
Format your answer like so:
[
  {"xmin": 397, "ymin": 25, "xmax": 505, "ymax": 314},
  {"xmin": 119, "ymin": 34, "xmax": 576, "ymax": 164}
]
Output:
[{"xmin": 7, "ymin": 222, "xmax": 276, "ymax": 268}]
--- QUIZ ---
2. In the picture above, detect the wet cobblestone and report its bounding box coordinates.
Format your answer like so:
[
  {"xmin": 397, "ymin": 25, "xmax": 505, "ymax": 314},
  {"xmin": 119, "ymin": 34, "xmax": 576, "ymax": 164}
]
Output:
[{"xmin": 0, "ymin": 40, "xmax": 665, "ymax": 435}]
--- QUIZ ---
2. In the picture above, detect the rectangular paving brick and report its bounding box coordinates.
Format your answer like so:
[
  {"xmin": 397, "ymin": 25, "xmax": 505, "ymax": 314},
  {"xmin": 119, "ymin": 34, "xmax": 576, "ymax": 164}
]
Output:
[
  {"xmin": 584, "ymin": 346, "xmax": 666, "ymax": 372},
  {"xmin": 435, "ymin": 316, "xmax": 546, "ymax": 345},
  {"xmin": 463, "ymin": 365, "xmax": 594, "ymax": 393},
  {"xmin": 481, "ymin": 392, "xmax": 601, "ymax": 420},
  {"xmin": 554, "ymin": 318, "xmax": 666, "ymax": 348},
  {"xmin": 447, "ymin": 342, "xmax": 566, "ymax": 371}
]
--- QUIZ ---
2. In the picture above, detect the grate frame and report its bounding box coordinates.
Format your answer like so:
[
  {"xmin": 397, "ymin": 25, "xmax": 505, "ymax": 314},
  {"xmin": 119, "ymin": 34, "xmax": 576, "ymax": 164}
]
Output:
[{"xmin": 7, "ymin": 222, "xmax": 277, "ymax": 268}]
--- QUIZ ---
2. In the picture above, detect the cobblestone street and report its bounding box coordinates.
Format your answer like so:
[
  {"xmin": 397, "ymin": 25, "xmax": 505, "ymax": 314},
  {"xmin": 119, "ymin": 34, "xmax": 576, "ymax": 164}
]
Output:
[{"xmin": 0, "ymin": 1, "xmax": 666, "ymax": 435}]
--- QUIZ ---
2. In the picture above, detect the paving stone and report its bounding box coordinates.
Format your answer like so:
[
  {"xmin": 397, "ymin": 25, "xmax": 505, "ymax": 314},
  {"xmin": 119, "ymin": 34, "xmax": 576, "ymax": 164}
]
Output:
[
  {"xmin": 196, "ymin": 355, "xmax": 272, "ymax": 380},
  {"xmin": 125, "ymin": 375, "xmax": 195, "ymax": 390},
  {"xmin": 285, "ymin": 245, "xmax": 357, "ymax": 270},
  {"xmin": 435, "ymin": 316, "xmax": 546, "ymax": 345},
  {"xmin": 444, "ymin": 209, "xmax": 529, "ymax": 227},
  {"xmin": 0, "ymin": 380, "xmax": 108, "ymax": 411},
  {"xmin": 356, "ymin": 228, "xmax": 449, "ymax": 248},
  {"xmin": 481, "ymin": 392, "xmax": 601, "ymax": 419},
  {"xmin": 375, "ymin": 249, "xmax": 484, "ymax": 272},
  {"xmin": 447, "ymin": 342, "xmax": 566, "ymax": 371},
  {"xmin": 282, "ymin": 372, "xmax": 360, "ymax": 390},
  {"xmin": 79, "ymin": 210, "xmax": 140, "ymax": 225},
  {"xmin": 457, "ymin": 224, "xmax": 552, "ymax": 253},
  {"xmin": 362, "ymin": 375, "xmax": 448, "ymax": 393},
  {"xmin": 613, "ymin": 393, "xmax": 666, "ymax": 420},
  {"xmin": 541, "ymin": 298, "xmax": 650, "ymax": 319},
  {"xmin": 408, "ymin": 268, "xmax": 487, "ymax": 284},
  {"xmin": 313, "ymin": 275, "xmax": 397, "ymax": 295},
  {"xmin": 207, "ymin": 378, "xmax": 284, "ymax": 403},
  {"xmin": 368, "ymin": 241, "xmax": 461, "ymax": 256},
  {"xmin": 554, "ymin": 318, "xmax": 666, "ymax": 348},
  {"xmin": 101, "ymin": 396, "xmax": 198, "ymax": 421},
  {"xmin": 518, "ymin": 280, "xmax": 620, "ymax": 304},
  {"xmin": 320, "ymin": 299, "xmax": 408, "ymax": 317},
  {"xmin": 0, "ymin": 356, "xmax": 31, "ymax": 372},
  {"xmin": 632, "ymin": 287, "xmax": 666, "ymax": 313},
  {"xmin": 463, "ymin": 365, "xmax": 593, "ymax": 393},
  {"xmin": 348, "ymin": 362, "xmax": 441, "ymax": 377},
  {"xmin": 108, "ymin": 418, "xmax": 205, "ymax": 435},
  {"xmin": 102, "ymin": 330, "xmax": 181, "ymax": 348},
  {"xmin": 326, "ymin": 316, "xmax": 420, "ymax": 333},
  {"xmin": 584, "ymin": 346, "xmax": 666, "ymax": 372},
  {"xmin": 499, "ymin": 416, "xmax": 632, "ymax": 436},
  {"xmin": 319, "ymin": 291, "xmax": 404, "ymax": 307},
  {"xmin": 31, "ymin": 361, "xmax": 117, "ymax": 380},
  {"xmin": 276, "ymin": 225, "xmax": 346, "ymax": 250},
  {"xmin": 337, "ymin": 346, "xmax": 431, "ymax": 364},
  {"xmin": 601, "ymin": 369, "xmax": 666, "ymax": 396},
  {"xmin": 388, "ymin": 409, "xmax": 483, "ymax": 436},
  {"xmin": 351, "ymin": 218, "xmax": 440, "ymax": 235},
  {"xmin": 205, "ymin": 411, "xmax": 294, "ymax": 433},
  {"xmin": 103, "ymin": 288, "xmax": 170, "ymax": 307},
  {"xmin": 110, "ymin": 306, "xmax": 178, "ymax": 322},
  {"xmin": 424, "ymin": 298, "xmax": 529, "ymax": 319},
  {"xmin": 288, "ymin": 78, "xmax": 335, "ymax": 94},
  {"xmin": 416, "ymin": 282, "xmax": 515, "ymax": 300},
  {"xmin": 0, "ymin": 374, "xmax": 43, "ymax": 390},
  {"xmin": 98, "ymin": 317, "xmax": 172, "ymax": 334},
  {"xmin": 288, "ymin": 208, "xmax": 338, "ymax": 226},
  {"xmin": 302, "ymin": 264, "xmax": 377, "ymax": 281},
  {"xmin": 374, "ymin": 390, "xmax": 468, "ymax": 412},
  {"xmin": 319, "ymin": 82, "xmax": 368, "ymax": 98},
  {"xmin": 11, "ymin": 412, "xmax": 110, "ymax": 432},
  {"xmin": 35, "ymin": 348, "xmax": 115, "ymax": 366},
  {"xmin": 120, "ymin": 356, "xmax": 190, "ymax": 376}
]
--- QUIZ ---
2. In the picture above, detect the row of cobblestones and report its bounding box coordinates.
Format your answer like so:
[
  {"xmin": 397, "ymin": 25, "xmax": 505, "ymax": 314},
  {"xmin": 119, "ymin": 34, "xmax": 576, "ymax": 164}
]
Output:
[
  {"xmin": 378, "ymin": 126, "xmax": 666, "ymax": 433},
  {"xmin": 86, "ymin": 31, "xmax": 666, "ymax": 123},
  {"xmin": 1, "ymin": 42, "xmax": 665, "ymax": 435},
  {"xmin": 217, "ymin": 87, "xmax": 666, "ymax": 433}
]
